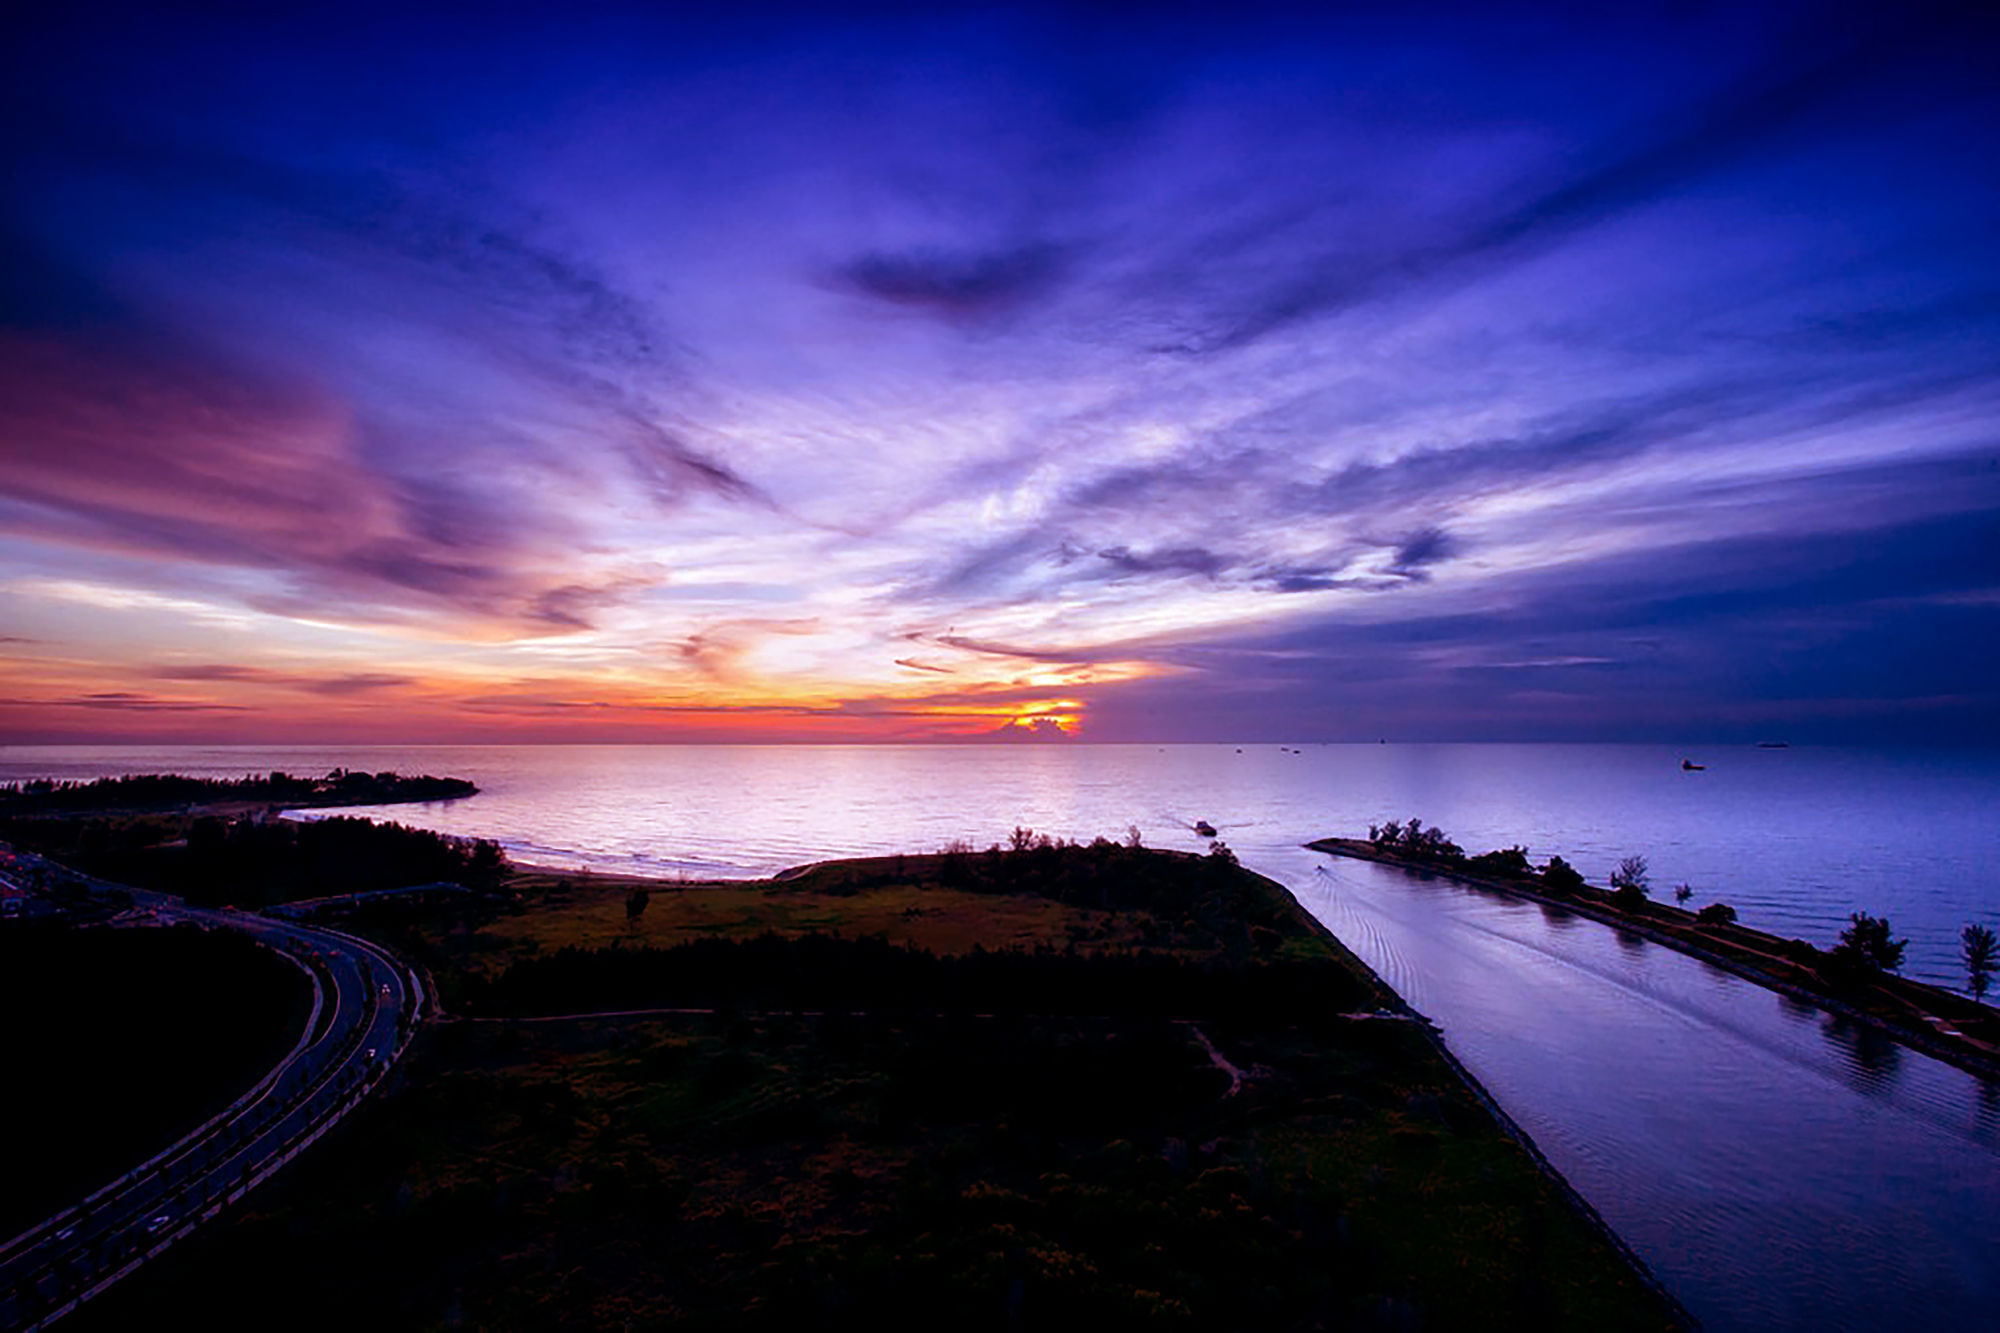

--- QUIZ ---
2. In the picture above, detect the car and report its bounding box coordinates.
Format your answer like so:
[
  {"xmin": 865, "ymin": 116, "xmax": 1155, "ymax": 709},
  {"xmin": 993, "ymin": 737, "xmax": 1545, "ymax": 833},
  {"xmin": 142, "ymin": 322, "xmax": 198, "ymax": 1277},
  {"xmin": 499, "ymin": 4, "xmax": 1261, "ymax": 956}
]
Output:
[
  {"xmin": 364, "ymin": 1047, "xmax": 376, "ymax": 1060},
  {"xmin": 145, "ymin": 1213, "xmax": 172, "ymax": 1234},
  {"xmin": 380, "ymin": 982, "xmax": 392, "ymax": 997},
  {"xmin": 55, "ymin": 1225, "xmax": 77, "ymax": 1242}
]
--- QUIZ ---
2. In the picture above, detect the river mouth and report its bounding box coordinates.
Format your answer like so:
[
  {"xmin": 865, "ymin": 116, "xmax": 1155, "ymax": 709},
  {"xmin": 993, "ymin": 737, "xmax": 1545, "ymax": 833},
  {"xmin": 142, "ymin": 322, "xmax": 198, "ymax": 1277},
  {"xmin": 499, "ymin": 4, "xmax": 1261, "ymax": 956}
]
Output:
[{"xmin": 1274, "ymin": 846, "xmax": 2000, "ymax": 1332}]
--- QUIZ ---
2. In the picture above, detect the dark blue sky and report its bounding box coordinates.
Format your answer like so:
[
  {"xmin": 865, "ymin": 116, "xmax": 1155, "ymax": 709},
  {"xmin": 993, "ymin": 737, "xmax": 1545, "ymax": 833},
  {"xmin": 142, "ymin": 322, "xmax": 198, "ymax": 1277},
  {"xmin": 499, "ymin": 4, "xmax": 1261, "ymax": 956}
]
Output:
[{"xmin": 2, "ymin": 2, "xmax": 1996, "ymax": 742}]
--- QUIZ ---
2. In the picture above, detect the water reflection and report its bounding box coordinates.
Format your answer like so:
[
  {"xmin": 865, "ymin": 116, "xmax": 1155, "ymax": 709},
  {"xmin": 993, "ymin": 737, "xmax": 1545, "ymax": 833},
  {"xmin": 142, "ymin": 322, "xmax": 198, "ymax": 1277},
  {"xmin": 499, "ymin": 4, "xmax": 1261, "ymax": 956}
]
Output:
[
  {"xmin": 1777, "ymin": 992, "xmax": 1819, "ymax": 1023},
  {"xmin": 1537, "ymin": 900, "xmax": 1578, "ymax": 930},
  {"xmin": 1821, "ymin": 1013, "xmax": 1905, "ymax": 1095},
  {"xmin": 1292, "ymin": 849, "xmax": 2000, "ymax": 1333}
]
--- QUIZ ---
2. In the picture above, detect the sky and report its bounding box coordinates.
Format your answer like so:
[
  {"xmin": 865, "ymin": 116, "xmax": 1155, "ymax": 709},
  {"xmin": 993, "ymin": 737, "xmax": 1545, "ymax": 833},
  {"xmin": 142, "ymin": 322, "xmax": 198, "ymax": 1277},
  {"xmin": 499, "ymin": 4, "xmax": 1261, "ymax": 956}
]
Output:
[{"xmin": 3, "ymin": 1, "xmax": 1997, "ymax": 744}]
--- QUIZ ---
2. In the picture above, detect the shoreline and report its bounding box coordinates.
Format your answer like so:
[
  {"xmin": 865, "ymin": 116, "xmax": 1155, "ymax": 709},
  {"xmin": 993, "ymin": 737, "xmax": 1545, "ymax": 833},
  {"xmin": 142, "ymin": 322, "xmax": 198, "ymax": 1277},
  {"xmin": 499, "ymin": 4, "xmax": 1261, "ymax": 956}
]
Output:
[
  {"xmin": 1309, "ymin": 836, "xmax": 2000, "ymax": 1082},
  {"xmin": 1252, "ymin": 860, "xmax": 1695, "ymax": 1326}
]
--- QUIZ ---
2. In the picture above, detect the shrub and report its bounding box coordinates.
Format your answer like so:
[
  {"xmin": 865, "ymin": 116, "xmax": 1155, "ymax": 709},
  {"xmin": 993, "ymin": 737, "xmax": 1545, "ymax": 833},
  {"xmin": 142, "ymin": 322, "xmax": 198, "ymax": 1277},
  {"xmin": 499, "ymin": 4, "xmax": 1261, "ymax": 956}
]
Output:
[
  {"xmin": 1470, "ymin": 846, "xmax": 1533, "ymax": 877},
  {"xmin": 1541, "ymin": 856, "xmax": 1585, "ymax": 893},
  {"xmin": 1611, "ymin": 882, "xmax": 1648, "ymax": 912},
  {"xmin": 1695, "ymin": 902, "xmax": 1737, "ymax": 927}
]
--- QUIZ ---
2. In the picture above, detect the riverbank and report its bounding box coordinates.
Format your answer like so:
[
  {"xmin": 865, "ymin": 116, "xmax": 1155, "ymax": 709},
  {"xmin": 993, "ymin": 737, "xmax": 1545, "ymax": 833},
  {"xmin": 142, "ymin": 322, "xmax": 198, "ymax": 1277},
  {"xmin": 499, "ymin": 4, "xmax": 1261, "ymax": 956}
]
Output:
[{"xmin": 1309, "ymin": 836, "xmax": 2000, "ymax": 1081}]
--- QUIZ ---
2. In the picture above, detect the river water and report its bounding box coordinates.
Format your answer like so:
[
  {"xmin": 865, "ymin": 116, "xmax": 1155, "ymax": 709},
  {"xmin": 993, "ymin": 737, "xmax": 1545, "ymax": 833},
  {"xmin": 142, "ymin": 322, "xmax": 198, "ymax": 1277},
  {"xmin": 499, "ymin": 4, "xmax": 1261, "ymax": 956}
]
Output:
[{"xmin": 4, "ymin": 742, "xmax": 1997, "ymax": 1327}]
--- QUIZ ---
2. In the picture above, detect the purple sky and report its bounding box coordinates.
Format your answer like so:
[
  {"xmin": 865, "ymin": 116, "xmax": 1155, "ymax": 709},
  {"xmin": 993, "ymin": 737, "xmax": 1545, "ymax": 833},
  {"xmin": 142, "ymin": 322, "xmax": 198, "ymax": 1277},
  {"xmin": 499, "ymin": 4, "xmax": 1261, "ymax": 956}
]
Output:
[{"xmin": 3, "ymin": 2, "xmax": 1997, "ymax": 742}]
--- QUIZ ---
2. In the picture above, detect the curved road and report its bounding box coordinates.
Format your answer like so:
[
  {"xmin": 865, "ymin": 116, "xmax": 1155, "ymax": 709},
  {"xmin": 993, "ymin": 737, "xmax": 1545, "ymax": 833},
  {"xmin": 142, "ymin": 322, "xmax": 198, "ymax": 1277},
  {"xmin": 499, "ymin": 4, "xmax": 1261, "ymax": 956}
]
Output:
[{"xmin": 0, "ymin": 863, "xmax": 420, "ymax": 1331}]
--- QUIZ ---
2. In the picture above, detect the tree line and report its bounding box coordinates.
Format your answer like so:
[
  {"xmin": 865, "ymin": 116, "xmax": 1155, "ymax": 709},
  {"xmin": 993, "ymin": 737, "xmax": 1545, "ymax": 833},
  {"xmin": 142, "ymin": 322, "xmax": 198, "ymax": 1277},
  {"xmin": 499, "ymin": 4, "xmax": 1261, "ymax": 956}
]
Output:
[
  {"xmin": 1365, "ymin": 819, "xmax": 1999, "ymax": 1002},
  {"xmin": 0, "ymin": 811, "xmax": 505, "ymax": 908},
  {"xmin": 455, "ymin": 932, "xmax": 1374, "ymax": 1022},
  {"xmin": 0, "ymin": 769, "xmax": 475, "ymax": 815}
]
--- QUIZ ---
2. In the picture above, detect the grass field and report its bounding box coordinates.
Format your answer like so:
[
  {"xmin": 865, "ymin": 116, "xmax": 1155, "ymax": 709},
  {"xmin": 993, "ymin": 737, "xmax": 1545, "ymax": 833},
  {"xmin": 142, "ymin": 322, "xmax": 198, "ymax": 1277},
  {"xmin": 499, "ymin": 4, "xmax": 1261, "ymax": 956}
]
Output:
[{"xmin": 395, "ymin": 846, "xmax": 1343, "ymax": 999}]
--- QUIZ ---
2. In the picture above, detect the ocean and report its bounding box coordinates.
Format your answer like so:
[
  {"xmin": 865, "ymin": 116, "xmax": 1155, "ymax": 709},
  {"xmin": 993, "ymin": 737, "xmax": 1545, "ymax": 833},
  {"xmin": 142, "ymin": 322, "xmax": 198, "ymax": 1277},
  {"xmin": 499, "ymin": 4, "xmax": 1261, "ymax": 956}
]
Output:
[{"xmin": 5, "ymin": 742, "xmax": 1994, "ymax": 986}]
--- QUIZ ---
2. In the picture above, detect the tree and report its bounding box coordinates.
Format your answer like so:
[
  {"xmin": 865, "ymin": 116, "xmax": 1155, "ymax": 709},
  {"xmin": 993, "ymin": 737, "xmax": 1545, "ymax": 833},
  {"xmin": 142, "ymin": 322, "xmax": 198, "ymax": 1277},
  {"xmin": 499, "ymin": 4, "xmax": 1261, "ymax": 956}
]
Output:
[
  {"xmin": 1609, "ymin": 855, "xmax": 1650, "ymax": 910},
  {"xmin": 1674, "ymin": 883, "xmax": 1694, "ymax": 906},
  {"xmin": 625, "ymin": 888, "xmax": 650, "ymax": 922},
  {"xmin": 1830, "ymin": 912, "xmax": 1906, "ymax": 979},
  {"xmin": 1695, "ymin": 902, "xmax": 1737, "ymax": 926},
  {"xmin": 1609, "ymin": 856, "xmax": 1650, "ymax": 894},
  {"xmin": 1963, "ymin": 923, "xmax": 1997, "ymax": 1001}
]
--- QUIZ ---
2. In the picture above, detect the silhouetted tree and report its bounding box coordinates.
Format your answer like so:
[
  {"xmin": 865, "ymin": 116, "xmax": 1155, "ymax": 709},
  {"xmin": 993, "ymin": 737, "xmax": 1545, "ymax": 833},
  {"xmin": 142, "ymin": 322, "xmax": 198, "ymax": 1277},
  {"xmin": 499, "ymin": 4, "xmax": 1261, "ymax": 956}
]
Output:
[
  {"xmin": 625, "ymin": 888, "xmax": 651, "ymax": 922},
  {"xmin": 1674, "ymin": 883, "xmax": 1694, "ymax": 906},
  {"xmin": 1695, "ymin": 902, "xmax": 1737, "ymax": 927},
  {"xmin": 1608, "ymin": 856, "xmax": 1650, "ymax": 910},
  {"xmin": 1963, "ymin": 923, "xmax": 1997, "ymax": 1001},
  {"xmin": 1610, "ymin": 856, "xmax": 1650, "ymax": 893},
  {"xmin": 1829, "ymin": 912, "xmax": 1906, "ymax": 982}
]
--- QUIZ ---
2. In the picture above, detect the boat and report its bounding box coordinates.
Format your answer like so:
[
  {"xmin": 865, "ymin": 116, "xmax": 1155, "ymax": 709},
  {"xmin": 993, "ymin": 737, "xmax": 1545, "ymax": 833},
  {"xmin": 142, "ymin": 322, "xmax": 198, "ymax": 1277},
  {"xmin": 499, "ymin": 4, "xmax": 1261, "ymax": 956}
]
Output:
[
  {"xmin": 1681, "ymin": 759, "xmax": 1705, "ymax": 771},
  {"xmin": 1193, "ymin": 820, "xmax": 1217, "ymax": 837},
  {"xmin": 1756, "ymin": 741, "xmax": 1790, "ymax": 749}
]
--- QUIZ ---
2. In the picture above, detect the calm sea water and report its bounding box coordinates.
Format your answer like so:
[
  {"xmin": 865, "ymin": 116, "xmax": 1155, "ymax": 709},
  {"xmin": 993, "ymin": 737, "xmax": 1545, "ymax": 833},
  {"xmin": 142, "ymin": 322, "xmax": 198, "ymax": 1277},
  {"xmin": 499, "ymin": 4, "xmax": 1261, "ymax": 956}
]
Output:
[
  {"xmin": 5, "ymin": 742, "xmax": 1998, "ymax": 1327},
  {"xmin": 5, "ymin": 743, "xmax": 1992, "ymax": 984}
]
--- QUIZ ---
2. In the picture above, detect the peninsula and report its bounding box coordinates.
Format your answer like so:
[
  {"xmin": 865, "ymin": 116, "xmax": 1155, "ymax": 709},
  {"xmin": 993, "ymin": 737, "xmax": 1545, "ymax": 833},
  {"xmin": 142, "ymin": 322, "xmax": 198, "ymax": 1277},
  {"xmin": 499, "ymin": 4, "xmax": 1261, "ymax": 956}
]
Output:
[{"xmin": 1309, "ymin": 830, "xmax": 2000, "ymax": 1080}]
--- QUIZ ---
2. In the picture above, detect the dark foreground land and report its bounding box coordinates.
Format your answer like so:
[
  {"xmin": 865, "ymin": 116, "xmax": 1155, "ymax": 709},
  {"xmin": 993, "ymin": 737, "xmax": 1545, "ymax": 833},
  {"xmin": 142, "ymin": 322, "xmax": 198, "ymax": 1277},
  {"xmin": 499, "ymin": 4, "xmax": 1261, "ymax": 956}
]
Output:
[
  {"xmin": 1311, "ymin": 835, "xmax": 2000, "ymax": 1078},
  {"xmin": 73, "ymin": 838, "xmax": 1682, "ymax": 1331},
  {"xmin": 0, "ymin": 924, "xmax": 312, "ymax": 1238}
]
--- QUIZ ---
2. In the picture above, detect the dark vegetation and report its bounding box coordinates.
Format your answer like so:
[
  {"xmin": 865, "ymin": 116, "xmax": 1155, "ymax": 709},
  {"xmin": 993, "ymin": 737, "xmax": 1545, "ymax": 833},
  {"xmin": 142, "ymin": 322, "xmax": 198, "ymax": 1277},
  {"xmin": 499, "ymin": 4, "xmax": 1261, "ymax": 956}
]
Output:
[
  {"xmin": 0, "ymin": 813, "xmax": 505, "ymax": 908},
  {"xmin": 927, "ymin": 833, "xmax": 1275, "ymax": 926},
  {"xmin": 76, "ymin": 1010, "xmax": 1680, "ymax": 1331},
  {"xmin": 1964, "ymin": 924, "xmax": 1997, "ymax": 1001},
  {"xmin": 0, "ymin": 769, "xmax": 475, "ymax": 816},
  {"xmin": 1823, "ymin": 911, "xmax": 1907, "ymax": 990},
  {"xmin": 38, "ymin": 835, "xmax": 1679, "ymax": 1330},
  {"xmin": 456, "ymin": 932, "xmax": 1371, "ymax": 1022},
  {"xmin": 386, "ymin": 839, "xmax": 1341, "ymax": 1016},
  {"xmin": 1364, "ymin": 820, "xmax": 1730, "ymax": 923},
  {"xmin": 0, "ymin": 923, "xmax": 311, "ymax": 1236}
]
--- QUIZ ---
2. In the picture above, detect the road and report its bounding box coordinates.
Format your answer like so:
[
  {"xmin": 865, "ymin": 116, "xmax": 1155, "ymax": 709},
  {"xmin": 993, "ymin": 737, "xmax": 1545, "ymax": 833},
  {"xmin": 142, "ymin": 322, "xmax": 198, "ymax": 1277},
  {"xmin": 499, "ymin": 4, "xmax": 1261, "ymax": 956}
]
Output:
[{"xmin": 0, "ymin": 858, "xmax": 421, "ymax": 1331}]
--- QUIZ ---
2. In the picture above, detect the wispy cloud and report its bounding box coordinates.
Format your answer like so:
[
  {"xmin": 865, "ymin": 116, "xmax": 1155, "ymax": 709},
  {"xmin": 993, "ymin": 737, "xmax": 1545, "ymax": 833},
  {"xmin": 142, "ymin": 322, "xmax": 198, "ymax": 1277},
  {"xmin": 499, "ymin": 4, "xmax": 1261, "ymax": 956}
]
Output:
[{"xmin": 1, "ymin": 3, "xmax": 1994, "ymax": 739}]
